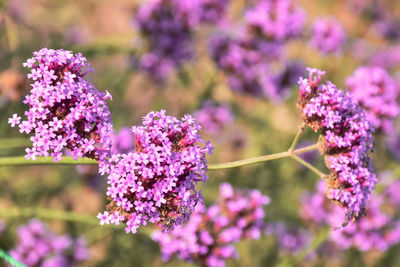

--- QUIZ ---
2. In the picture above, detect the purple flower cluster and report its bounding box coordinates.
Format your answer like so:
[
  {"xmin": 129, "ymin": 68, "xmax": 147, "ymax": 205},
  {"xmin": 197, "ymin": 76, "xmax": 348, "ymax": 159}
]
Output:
[
  {"xmin": 301, "ymin": 180, "xmax": 400, "ymax": 251},
  {"xmin": 269, "ymin": 61, "xmax": 305, "ymax": 103},
  {"xmin": 9, "ymin": 219, "xmax": 89, "ymax": 266},
  {"xmin": 152, "ymin": 183, "xmax": 270, "ymax": 267},
  {"xmin": 135, "ymin": 0, "xmax": 198, "ymax": 80},
  {"xmin": 194, "ymin": 100, "xmax": 234, "ymax": 135},
  {"xmin": 209, "ymin": 34, "xmax": 302, "ymax": 101},
  {"xmin": 297, "ymin": 68, "xmax": 377, "ymax": 225},
  {"xmin": 97, "ymin": 110, "xmax": 213, "ymax": 234},
  {"xmin": 8, "ymin": 48, "xmax": 113, "ymax": 163},
  {"xmin": 208, "ymin": 0, "xmax": 305, "ymax": 101},
  {"xmin": 245, "ymin": 0, "xmax": 306, "ymax": 42},
  {"xmin": 310, "ymin": 17, "xmax": 346, "ymax": 55},
  {"xmin": 368, "ymin": 45, "xmax": 400, "ymax": 69},
  {"xmin": 197, "ymin": 0, "xmax": 229, "ymax": 24},
  {"xmin": 374, "ymin": 18, "xmax": 400, "ymax": 41},
  {"xmin": 346, "ymin": 66, "xmax": 399, "ymax": 133},
  {"xmin": 208, "ymin": 34, "xmax": 275, "ymax": 97},
  {"xmin": 300, "ymin": 181, "xmax": 346, "ymax": 227}
]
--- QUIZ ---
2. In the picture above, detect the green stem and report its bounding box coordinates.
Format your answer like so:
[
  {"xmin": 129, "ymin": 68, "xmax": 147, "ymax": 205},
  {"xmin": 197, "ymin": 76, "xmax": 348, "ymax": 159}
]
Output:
[
  {"xmin": 291, "ymin": 155, "xmax": 328, "ymax": 178},
  {"xmin": 288, "ymin": 123, "xmax": 305, "ymax": 152},
  {"xmin": 208, "ymin": 144, "xmax": 319, "ymax": 170},
  {"xmin": 0, "ymin": 156, "xmax": 98, "ymax": 166},
  {"xmin": 0, "ymin": 138, "xmax": 31, "ymax": 150},
  {"xmin": 0, "ymin": 207, "xmax": 118, "ymax": 229},
  {"xmin": 0, "ymin": 248, "xmax": 26, "ymax": 267},
  {"xmin": 0, "ymin": 144, "xmax": 322, "ymax": 177},
  {"xmin": 0, "ymin": 144, "xmax": 320, "ymax": 170}
]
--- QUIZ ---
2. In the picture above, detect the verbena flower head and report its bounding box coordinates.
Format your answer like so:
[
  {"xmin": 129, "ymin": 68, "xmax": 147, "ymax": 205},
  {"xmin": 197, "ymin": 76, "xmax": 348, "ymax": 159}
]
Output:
[
  {"xmin": 310, "ymin": 17, "xmax": 346, "ymax": 55},
  {"xmin": 245, "ymin": 0, "xmax": 306, "ymax": 42},
  {"xmin": 98, "ymin": 110, "xmax": 213, "ymax": 234},
  {"xmin": 9, "ymin": 219, "xmax": 89, "ymax": 266},
  {"xmin": 135, "ymin": 0, "xmax": 198, "ymax": 80},
  {"xmin": 346, "ymin": 66, "xmax": 399, "ymax": 133},
  {"xmin": 197, "ymin": 0, "xmax": 229, "ymax": 24},
  {"xmin": 152, "ymin": 183, "xmax": 270, "ymax": 267},
  {"xmin": 297, "ymin": 67, "xmax": 377, "ymax": 226},
  {"xmin": 8, "ymin": 48, "xmax": 113, "ymax": 163},
  {"xmin": 300, "ymin": 179, "xmax": 400, "ymax": 251},
  {"xmin": 194, "ymin": 100, "xmax": 234, "ymax": 135}
]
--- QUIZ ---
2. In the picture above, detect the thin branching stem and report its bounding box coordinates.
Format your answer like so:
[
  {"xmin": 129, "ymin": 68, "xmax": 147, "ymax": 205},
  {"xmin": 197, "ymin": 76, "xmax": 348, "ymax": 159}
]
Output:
[
  {"xmin": 0, "ymin": 156, "xmax": 98, "ymax": 166},
  {"xmin": 288, "ymin": 123, "xmax": 306, "ymax": 152},
  {"xmin": 291, "ymin": 155, "xmax": 328, "ymax": 178},
  {"xmin": 208, "ymin": 144, "xmax": 319, "ymax": 170}
]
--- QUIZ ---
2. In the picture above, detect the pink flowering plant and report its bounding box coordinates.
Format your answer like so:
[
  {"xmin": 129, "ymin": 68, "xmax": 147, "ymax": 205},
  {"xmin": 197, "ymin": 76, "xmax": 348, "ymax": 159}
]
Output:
[{"xmin": 1, "ymin": 0, "xmax": 400, "ymax": 266}]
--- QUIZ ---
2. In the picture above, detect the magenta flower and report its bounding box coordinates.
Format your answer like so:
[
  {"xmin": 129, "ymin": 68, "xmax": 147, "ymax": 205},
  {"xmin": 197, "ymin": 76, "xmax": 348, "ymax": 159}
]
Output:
[
  {"xmin": 310, "ymin": 17, "xmax": 346, "ymax": 55},
  {"xmin": 346, "ymin": 66, "xmax": 399, "ymax": 133},
  {"xmin": 9, "ymin": 48, "xmax": 113, "ymax": 163},
  {"xmin": 152, "ymin": 183, "xmax": 270, "ymax": 266},
  {"xmin": 298, "ymin": 67, "xmax": 377, "ymax": 225},
  {"xmin": 98, "ymin": 110, "xmax": 213, "ymax": 234},
  {"xmin": 8, "ymin": 114, "xmax": 21, "ymax": 127},
  {"xmin": 9, "ymin": 219, "xmax": 89, "ymax": 266}
]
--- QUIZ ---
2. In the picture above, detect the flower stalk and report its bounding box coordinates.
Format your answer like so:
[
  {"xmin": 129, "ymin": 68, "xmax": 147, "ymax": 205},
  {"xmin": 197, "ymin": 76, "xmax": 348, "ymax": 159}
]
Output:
[{"xmin": 0, "ymin": 144, "xmax": 327, "ymax": 177}]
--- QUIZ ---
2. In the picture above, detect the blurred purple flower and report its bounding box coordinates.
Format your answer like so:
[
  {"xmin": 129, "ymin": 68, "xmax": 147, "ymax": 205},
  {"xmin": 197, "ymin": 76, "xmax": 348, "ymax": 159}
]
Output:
[
  {"xmin": 346, "ymin": 66, "xmax": 399, "ymax": 133},
  {"xmin": 310, "ymin": 17, "xmax": 346, "ymax": 55},
  {"xmin": 198, "ymin": 0, "xmax": 229, "ymax": 24},
  {"xmin": 386, "ymin": 130, "xmax": 400, "ymax": 162},
  {"xmin": 374, "ymin": 18, "xmax": 400, "ymax": 41},
  {"xmin": 368, "ymin": 45, "xmax": 400, "ymax": 69},
  {"xmin": 269, "ymin": 61, "xmax": 305, "ymax": 103},
  {"xmin": 266, "ymin": 223, "xmax": 310, "ymax": 254},
  {"xmin": 194, "ymin": 100, "xmax": 234, "ymax": 135},
  {"xmin": 208, "ymin": 34, "xmax": 281, "ymax": 98},
  {"xmin": 348, "ymin": 0, "xmax": 386, "ymax": 21},
  {"xmin": 64, "ymin": 25, "xmax": 92, "ymax": 45},
  {"xmin": 245, "ymin": 0, "xmax": 306, "ymax": 42},
  {"xmin": 301, "ymin": 179, "xmax": 400, "ymax": 251},
  {"xmin": 9, "ymin": 219, "xmax": 89, "ymax": 266},
  {"xmin": 135, "ymin": 0, "xmax": 198, "ymax": 80},
  {"xmin": 111, "ymin": 127, "xmax": 134, "ymax": 154},
  {"xmin": 152, "ymin": 183, "xmax": 270, "ymax": 266}
]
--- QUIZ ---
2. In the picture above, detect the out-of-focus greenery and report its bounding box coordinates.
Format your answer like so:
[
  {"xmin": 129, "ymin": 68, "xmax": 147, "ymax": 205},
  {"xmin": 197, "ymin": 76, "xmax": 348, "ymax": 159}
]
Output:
[{"xmin": 0, "ymin": 0, "xmax": 400, "ymax": 266}]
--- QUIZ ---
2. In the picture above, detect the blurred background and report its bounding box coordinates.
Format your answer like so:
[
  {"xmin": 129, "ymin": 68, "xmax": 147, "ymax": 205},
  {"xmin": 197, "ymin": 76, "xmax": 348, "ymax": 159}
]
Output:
[{"xmin": 1, "ymin": 0, "xmax": 400, "ymax": 266}]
